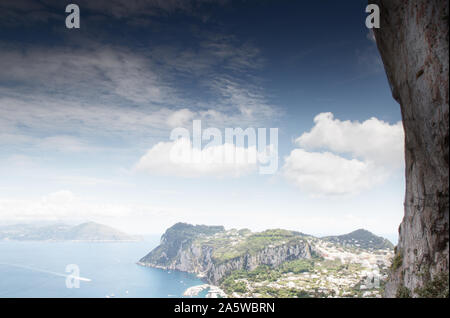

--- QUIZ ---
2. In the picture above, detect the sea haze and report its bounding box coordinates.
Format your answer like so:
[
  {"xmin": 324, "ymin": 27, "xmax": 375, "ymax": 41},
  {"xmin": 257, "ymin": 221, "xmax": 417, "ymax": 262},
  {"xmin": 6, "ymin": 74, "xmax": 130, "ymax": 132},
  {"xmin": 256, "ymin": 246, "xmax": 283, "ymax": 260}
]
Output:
[{"xmin": 0, "ymin": 238, "xmax": 205, "ymax": 298}]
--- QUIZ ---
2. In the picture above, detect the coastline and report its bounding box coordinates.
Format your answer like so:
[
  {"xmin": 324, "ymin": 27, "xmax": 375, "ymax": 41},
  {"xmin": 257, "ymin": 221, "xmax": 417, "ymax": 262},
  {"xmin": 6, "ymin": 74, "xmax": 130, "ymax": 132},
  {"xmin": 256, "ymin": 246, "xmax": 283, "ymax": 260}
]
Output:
[
  {"xmin": 183, "ymin": 284, "xmax": 227, "ymax": 298},
  {"xmin": 0, "ymin": 239, "xmax": 141, "ymax": 243},
  {"xmin": 136, "ymin": 261, "xmax": 227, "ymax": 298}
]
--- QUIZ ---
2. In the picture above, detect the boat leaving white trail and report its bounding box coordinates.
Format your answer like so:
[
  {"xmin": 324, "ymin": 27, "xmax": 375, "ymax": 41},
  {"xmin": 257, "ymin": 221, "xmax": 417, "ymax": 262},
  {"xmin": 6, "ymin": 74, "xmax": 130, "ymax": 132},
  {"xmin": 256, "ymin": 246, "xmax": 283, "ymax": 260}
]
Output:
[{"xmin": 0, "ymin": 262, "xmax": 92, "ymax": 282}]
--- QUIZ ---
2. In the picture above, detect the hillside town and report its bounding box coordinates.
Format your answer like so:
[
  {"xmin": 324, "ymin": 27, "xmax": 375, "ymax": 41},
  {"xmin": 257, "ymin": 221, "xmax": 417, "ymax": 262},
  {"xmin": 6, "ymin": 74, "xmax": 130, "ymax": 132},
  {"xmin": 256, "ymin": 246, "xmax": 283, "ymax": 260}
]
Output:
[{"xmin": 182, "ymin": 232, "xmax": 394, "ymax": 298}]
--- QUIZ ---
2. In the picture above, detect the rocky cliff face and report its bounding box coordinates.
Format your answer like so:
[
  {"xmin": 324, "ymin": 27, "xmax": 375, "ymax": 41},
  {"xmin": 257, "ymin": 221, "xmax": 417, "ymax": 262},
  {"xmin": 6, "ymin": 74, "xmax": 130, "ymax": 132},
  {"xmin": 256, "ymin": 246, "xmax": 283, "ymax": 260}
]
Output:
[
  {"xmin": 157, "ymin": 240, "xmax": 312, "ymax": 285},
  {"xmin": 370, "ymin": 0, "xmax": 449, "ymax": 297},
  {"xmin": 139, "ymin": 224, "xmax": 313, "ymax": 285}
]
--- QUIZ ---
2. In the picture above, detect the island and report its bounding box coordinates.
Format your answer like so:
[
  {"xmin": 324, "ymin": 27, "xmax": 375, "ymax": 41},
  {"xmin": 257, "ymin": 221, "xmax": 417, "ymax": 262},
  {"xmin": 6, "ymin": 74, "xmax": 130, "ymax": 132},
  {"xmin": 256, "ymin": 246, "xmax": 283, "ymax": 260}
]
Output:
[
  {"xmin": 138, "ymin": 223, "xmax": 394, "ymax": 298},
  {"xmin": 0, "ymin": 221, "xmax": 139, "ymax": 242}
]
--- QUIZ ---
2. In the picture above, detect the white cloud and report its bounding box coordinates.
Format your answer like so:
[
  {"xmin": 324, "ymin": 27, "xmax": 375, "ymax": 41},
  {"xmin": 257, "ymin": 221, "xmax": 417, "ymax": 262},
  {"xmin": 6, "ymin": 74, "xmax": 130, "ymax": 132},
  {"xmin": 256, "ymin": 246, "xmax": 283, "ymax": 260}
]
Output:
[
  {"xmin": 0, "ymin": 95, "xmax": 176, "ymax": 139},
  {"xmin": 283, "ymin": 113, "xmax": 404, "ymax": 196},
  {"xmin": 0, "ymin": 190, "xmax": 167, "ymax": 223},
  {"xmin": 135, "ymin": 138, "xmax": 260, "ymax": 177},
  {"xmin": 296, "ymin": 112, "xmax": 404, "ymax": 167},
  {"xmin": 0, "ymin": 44, "xmax": 170, "ymax": 104},
  {"xmin": 283, "ymin": 149, "xmax": 388, "ymax": 196},
  {"xmin": 167, "ymin": 109, "xmax": 195, "ymax": 128},
  {"xmin": 209, "ymin": 77, "xmax": 277, "ymax": 121},
  {"xmin": 0, "ymin": 40, "xmax": 278, "ymax": 150}
]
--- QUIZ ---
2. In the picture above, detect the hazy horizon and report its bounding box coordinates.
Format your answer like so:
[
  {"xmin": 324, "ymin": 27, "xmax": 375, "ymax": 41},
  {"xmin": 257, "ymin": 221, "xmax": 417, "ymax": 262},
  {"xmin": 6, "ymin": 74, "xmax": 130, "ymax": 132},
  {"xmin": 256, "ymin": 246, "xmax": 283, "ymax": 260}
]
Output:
[
  {"xmin": 1, "ymin": 0, "xmax": 404, "ymax": 243},
  {"xmin": 0, "ymin": 219, "xmax": 399, "ymax": 245}
]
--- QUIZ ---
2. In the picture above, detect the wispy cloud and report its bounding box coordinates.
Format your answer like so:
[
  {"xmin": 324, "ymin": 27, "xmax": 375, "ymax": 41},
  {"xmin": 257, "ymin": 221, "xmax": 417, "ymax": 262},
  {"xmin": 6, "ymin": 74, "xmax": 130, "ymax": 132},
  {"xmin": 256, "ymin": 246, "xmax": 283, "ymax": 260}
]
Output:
[
  {"xmin": 0, "ymin": 190, "xmax": 168, "ymax": 223},
  {"xmin": 0, "ymin": 44, "xmax": 172, "ymax": 104},
  {"xmin": 0, "ymin": 35, "xmax": 278, "ymax": 153},
  {"xmin": 0, "ymin": 0, "xmax": 230, "ymax": 27}
]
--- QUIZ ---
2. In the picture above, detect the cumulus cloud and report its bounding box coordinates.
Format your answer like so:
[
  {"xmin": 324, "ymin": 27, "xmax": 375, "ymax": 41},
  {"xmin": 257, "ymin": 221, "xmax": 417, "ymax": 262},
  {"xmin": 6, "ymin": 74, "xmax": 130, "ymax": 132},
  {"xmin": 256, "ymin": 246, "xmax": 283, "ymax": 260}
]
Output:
[
  {"xmin": 283, "ymin": 113, "xmax": 404, "ymax": 196},
  {"xmin": 297, "ymin": 112, "xmax": 404, "ymax": 167},
  {"xmin": 283, "ymin": 149, "xmax": 388, "ymax": 196},
  {"xmin": 135, "ymin": 138, "xmax": 265, "ymax": 177}
]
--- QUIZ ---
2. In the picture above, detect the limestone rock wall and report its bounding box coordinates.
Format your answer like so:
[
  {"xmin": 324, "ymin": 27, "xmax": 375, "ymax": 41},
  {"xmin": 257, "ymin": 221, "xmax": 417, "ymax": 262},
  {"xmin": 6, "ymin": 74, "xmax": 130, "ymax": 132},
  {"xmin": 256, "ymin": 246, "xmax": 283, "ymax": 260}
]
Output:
[
  {"xmin": 140, "ymin": 240, "xmax": 312, "ymax": 285},
  {"xmin": 370, "ymin": 0, "xmax": 449, "ymax": 297}
]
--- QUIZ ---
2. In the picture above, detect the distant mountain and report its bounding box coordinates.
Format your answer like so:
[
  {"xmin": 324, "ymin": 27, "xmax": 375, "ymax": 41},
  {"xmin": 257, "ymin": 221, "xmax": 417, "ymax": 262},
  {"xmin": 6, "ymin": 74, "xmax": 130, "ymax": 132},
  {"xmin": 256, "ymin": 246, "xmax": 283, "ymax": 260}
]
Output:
[
  {"xmin": 322, "ymin": 229, "xmax": 394, "ymax": 250},
  {"xmin": 0, "ymin": 222, "xmax": 138, "ymax": 242}
]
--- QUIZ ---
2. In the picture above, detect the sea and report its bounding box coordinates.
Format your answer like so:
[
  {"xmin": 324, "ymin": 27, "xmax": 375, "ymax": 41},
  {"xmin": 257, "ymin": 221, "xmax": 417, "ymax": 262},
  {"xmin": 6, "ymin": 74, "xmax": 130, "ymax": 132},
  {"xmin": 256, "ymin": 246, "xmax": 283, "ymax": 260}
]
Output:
[{"xmin": 0, "ymin": 237, "xmax": 207, "ymax": 298}]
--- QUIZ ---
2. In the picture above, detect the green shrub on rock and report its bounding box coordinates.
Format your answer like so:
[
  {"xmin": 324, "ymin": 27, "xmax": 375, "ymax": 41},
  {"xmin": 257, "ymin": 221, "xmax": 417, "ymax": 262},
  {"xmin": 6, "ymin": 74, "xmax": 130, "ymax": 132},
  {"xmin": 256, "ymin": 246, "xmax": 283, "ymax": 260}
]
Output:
[{"xmin": 415, "ymin": 272, "xmax": 449, "ymax": 298}]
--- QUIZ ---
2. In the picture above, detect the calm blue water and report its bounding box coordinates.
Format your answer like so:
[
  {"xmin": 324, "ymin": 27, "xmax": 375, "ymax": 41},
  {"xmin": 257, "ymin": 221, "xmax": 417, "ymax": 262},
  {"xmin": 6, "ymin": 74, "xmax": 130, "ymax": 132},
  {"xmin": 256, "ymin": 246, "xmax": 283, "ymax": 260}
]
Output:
[{"xmin": 0, "ymin": 238, "xmax": 206, "ymax": 298}]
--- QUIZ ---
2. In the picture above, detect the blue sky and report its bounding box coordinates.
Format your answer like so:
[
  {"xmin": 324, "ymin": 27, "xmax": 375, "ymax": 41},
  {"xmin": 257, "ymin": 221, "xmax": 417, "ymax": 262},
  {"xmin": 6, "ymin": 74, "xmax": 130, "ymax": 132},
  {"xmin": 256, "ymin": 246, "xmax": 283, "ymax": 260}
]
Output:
[{"xmin": 0, "ymin": 0, "xmax": 404, "ymax": 242}]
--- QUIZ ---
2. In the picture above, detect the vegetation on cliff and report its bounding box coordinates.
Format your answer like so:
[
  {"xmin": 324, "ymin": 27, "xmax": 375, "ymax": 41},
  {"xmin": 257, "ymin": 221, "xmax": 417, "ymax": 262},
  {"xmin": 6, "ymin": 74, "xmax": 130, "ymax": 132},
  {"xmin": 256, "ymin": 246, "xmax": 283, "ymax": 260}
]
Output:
[
  {"xmin": 198, "ymin": 229, "xmax": 309, "ymax": 264},
  {"xmin": 140, "ymin": 222, "xmax": 225, "ymax": 266},
  {"xmin": 139, "ymin": 223, "xmax": 394, "ymax": 297},
  {"xmin": 371, "ymin": 0, "xmax": 449, "ymax": 297}
]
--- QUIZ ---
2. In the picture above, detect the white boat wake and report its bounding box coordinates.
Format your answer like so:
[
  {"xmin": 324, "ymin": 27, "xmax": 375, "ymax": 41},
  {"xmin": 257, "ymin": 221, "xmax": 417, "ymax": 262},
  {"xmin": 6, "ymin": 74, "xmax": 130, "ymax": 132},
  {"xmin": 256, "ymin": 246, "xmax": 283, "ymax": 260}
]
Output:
[{"xmin": 0, "ymin": 262, "xmax": 92, "ymax": 282}]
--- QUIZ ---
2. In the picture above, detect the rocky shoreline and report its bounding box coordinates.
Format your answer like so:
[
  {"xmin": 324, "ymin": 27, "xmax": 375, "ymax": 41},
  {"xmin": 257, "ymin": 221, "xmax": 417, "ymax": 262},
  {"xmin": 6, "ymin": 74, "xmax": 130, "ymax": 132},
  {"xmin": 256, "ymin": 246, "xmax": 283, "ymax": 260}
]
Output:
[
  {"xmin": 182, "ymin": 284, "xmax": 227, "ymax": 298},
  {"xmin": 137, "ymin": 261, "xmax": 228, "ymax": 298},
  {"xmin": 137, "ymin": 224, "xmax": 395, "ymax": 298}
]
